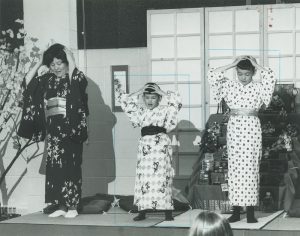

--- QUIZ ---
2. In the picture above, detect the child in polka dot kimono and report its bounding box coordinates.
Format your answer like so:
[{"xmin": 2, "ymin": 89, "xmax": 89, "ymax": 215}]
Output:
[
  {"xmin": 208, "ymin": 55, "xmax": 276, "ymax": 223},
  {"xmin": 114, "ymin": 80, "xmax": 182, "ymax": 221}
]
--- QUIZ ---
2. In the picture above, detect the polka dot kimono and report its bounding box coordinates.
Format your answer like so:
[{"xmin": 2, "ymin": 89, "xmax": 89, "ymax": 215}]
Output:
[{"xmin": 208, "ymin": 68, "xmax": 276, "ymax": 206}]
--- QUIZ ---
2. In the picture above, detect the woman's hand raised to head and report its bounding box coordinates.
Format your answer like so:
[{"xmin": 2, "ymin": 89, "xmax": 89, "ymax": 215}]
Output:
[
  {"xmin": 64, "ymin": 47, "xmax": 76, "ymax": 75},
  {"xmin": 246, "ymin": 55, "xmax": 267, "ymax": 71},
  {"xmin": 213, "ymin": 56, "xmax": 244, "ymax": 73},
  {"xmin": 232, "ymin": 55, "xmax": 249, "ymax": 67}
]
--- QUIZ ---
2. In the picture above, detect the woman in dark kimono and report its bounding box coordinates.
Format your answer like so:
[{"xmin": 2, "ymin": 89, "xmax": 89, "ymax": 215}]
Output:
[{"xmin": 18, "ymin": 44, "xmax": 89, "ymax": 218}]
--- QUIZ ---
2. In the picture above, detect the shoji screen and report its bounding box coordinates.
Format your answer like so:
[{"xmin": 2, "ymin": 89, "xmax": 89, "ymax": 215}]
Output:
[
  {"xmin": 148, "ymin": 9, "xmax": 204, "ymax": 180},
  {"xmin": 205, "ymin": 6, "xmax": 264, "ymax": 120},
  {"xmin": 264, "ymin": 4, "xmax": 300, "ymax": 87}
]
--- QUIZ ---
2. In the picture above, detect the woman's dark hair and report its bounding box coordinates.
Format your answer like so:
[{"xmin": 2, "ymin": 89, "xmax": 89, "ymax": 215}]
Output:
[
  {"xmin": 43, "ymin": 43, "xmax": 68, "ymax": 67},
  {"xmin": 236, "ymin": 58, "xmax": 255, "ymax": 73},
  {"xmin": 189, "ymin": 211, "xmax": 233, "ymax": 236}
]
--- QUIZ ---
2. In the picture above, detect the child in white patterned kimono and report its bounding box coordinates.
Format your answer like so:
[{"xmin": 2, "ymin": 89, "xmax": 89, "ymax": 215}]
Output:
[
  {"xmin": 208, "ymin": 56, "xmax": 276, "ymax": 223},
  {"xmin": 115, "ymin": 81, "xmax": 182, "ymax": 221}
]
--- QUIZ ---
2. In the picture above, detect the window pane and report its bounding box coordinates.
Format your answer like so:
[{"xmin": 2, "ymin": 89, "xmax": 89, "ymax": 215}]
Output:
[
  {"xmin": 209, "ymin": 11, "xmax": 233, "ymax": 33},
  {"xmin": 151, "ymin": 37, "xmax": 174, "ymax": 59},
  {"xmin": 151, "ymin": 61, "xmax": 175, "ymax": 83},
  {"xmin": 177, "ymin": 12, "xmax": 201, "ymax": 34},
  {"xmin": 178, "ymin": 84, "xmax": 202, "ymax": 106},
  {"xmin": 268, "ymin": 33, "xmax": 293, "ymax": 55},
  {"xmin": 177, "ymin": 36, "xmax": 201, "ymax": 58},
  {"xmin": 150, "ymin": 13, "xmax": 174, "ymax": 35},
  {"xmin": 178, "ymin": 107, "xmax": 203, "ymax": 129},
  {"xmin": 267, "ymin": 8, "xmax": 294, "ymax": 31},
  {"xmin": 269, "ymin": 57, "xmax": 293, "ymax": 81},
  {"xmin": 177, "ymin": 60, "xmax": 201, "ymax": 82},
  {"xmin": 209, "ymin": 35, "xmax": 233, "ymax": 57},
  {"xmin": 236, "ymin": 9, "xmax": 260, "ymax": 32},
  {"xmin": 236, "ymin": 34, "xmax": 260, "ymax": 56}
]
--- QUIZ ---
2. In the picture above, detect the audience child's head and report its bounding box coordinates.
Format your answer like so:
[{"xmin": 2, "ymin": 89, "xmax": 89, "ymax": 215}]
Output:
[
  {"xmin": 189, "ymin": 211, "xmax": 233, "ymax": 236},
  {"xmin": 143, "ymin": 82, "xmax": 162, "ymax": 110}
]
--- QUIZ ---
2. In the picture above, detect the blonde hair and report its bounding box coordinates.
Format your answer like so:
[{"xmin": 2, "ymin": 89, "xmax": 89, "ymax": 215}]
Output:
[{"xmin": 189, "ymin": 211, "xmax": 233, "ymax": 236}]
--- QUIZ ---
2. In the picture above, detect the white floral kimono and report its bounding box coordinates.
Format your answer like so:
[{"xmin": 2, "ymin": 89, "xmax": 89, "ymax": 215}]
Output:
[
  {"xmin": 208, "ymin": 68, "xmax": 276, "ymax": 206},
  {"xmin": 115, "ymin": 87, "xmax": 182, "ymax": 211}
]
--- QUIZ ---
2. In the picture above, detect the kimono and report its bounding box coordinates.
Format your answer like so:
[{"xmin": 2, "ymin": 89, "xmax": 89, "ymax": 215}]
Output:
[
  {"xmin": 115, "ymin": 86, "xmax": 182, "ymax": 211},
  {"xmin": 208, "ymin": 68, "xmax": 276, "ymax": 206},
  {"xmin": 18, "ymin": 68, "xmax": 89, "ymax": 208}
]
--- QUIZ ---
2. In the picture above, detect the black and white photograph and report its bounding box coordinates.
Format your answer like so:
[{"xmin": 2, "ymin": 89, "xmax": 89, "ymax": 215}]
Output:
[{"xmin": 0, "ymin": 0, "xmax": 300, "ymax": 235}]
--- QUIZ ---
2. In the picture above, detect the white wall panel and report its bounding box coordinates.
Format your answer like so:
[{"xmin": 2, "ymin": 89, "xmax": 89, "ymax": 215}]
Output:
[
  {"xmin": 296, "ymin": 57, "xmax": 300, "ymax": 78},
  {"xmin": 296, "ymin": 8, "xmax": 300, "ymax": 30},
  {"xmin": 209, "ymin": 11, "xmax": 233, "ymax": 33},
  {"xmin": 296, "ymin": 33, "xmax": 300, "ymax": 54},
  {"xmin": 269, "ymin": 57, "xmax": 294, "ymax": 81},
  {"xmin": 236, "ymin": 9, "xmax": 260, "ymax": 32},
  {"xmin": 209, "ymin": 35, "xmax": 233, "ymax": 57},
  {"xmin": 177, "ymin": 12, "xmax": 201, "ymax": 34},
  {"xmin": 267, "ymin": 8, "xmax": 294, "ymax": 31},
  {"xmin": 177, "ymin": 60, "xmax": 201, "ymax": 82},
  {"xmin": 178, "ymin": 84, "xmax": 202, "ymax": 106},
  {"xmin": 151, "ymin": 61, "xmax": 176, "ymax": 82},
  {"xmin": 151, "ymin": 37, "xmax": 175, "ymax": 58},
  {"xmin": 268, "ymin": 33, "xmax": 293, "ymax": 55},
  {"xmin": 177, "ymin": 36, "xmax": 201, "ymax": 58},
  {"xmin": 150, "ymin": 13, "xmax": 175, "ymax": 35},
  {"xmin": 236, "ymin": 34, "xmax": 260, "ymax": 56}
]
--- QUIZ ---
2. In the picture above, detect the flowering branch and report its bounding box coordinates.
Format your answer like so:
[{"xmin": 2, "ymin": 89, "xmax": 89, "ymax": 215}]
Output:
[{"xmin": 0, "ymin": 19, "xmax": 42, "ymax": 189}]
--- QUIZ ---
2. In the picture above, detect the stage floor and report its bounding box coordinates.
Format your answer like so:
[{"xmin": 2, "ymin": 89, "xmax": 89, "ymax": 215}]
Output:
[{"xmin": 0, "ymin": 208, "xmax": 299, "ymax": 236}]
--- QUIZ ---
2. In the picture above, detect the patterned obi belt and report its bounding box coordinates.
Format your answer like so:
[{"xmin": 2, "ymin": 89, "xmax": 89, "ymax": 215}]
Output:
[
  {"xmin": 45, "ymin": 97, "xmax": 66, "ymax": 118},
  {"xmin": 141, "ymin": 126, "xmax": 166, "ymax": 137},
  {"xmin": 230, "ymin": 108, "xmax": 258, "ymax": 117}
]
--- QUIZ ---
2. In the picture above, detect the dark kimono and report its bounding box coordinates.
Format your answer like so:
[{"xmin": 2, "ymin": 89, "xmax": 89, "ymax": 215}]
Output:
[{"xmin": 18, "ymin": 68, "xmax": 89, "ymax": 208}]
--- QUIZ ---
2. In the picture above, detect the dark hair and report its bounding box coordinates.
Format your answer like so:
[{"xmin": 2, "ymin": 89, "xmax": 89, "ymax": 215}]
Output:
[
  {"xmin": 189, "ymin": 211, "xmax": 233, "ymax": 236},
  {"xmin": 143, "ymin": 82, "xmax": 161, "ymax": 96},
  {"xmin": 43, "ymin": 43, "xmax": 68, "ymax": 67},
  {"xmin": 236, "ymin": 58, "xmax": 255, "ymax": 72}
]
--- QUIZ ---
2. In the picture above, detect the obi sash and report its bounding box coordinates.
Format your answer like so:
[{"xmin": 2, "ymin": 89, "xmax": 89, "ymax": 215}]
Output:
[
  {"xmin": 45, "ymin": 97, "xmax": 66, "ymax": 118},
  {"xmin": 141, "ymin": 126, "xmax": 166, "ymax": 137},
  {"xmin": 230, "ymin": 108, "xmax": 258, "ymax": 117}
]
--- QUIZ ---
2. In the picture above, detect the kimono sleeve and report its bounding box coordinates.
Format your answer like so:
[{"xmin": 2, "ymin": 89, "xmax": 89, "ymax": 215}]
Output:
[
  {"xmin": 74, "ymin": 68, "xmax": 89, "ymax": 116},
  {"xmin": 164, "ymin": 91, "xmax": 182, "ymax": 132},
  {"xmin": 68, "ymin": 68, "xmax": 89, "ymax": 143},
  {"xmin": 17, "ymin": 74, "xmax": 48, "ymax": 141},
  {"xmin": 260, "ymin": 67, "xmax": 276, "ymax": 107},
  {"xmin": 115, "ymin": 86, "xmax": 141, "ymax": 127},
  {"xmin": 207, "ymin": 68, "xmax": 230, "ymax": 104}
]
